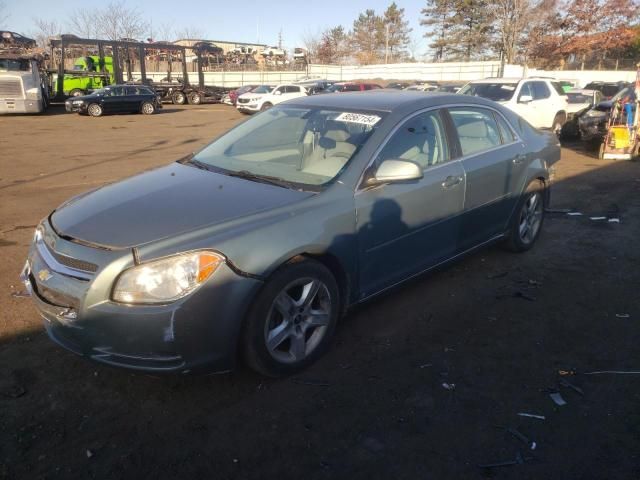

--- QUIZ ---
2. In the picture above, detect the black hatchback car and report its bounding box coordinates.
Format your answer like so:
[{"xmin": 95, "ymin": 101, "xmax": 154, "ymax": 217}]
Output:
[{"xmin": 65, "ymin": 84, "xmax": 162, "ymax": 117}]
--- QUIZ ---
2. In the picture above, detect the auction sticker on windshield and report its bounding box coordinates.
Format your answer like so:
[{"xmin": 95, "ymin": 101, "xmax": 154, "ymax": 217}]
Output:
[{"xmin": 335, "ymin": 112, "xmax": 381, "ymax": 126}]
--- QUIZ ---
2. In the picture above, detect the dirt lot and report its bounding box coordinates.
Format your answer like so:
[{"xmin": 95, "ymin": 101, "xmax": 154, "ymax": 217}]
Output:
[{"xmin": 1, "ymin": 105, "xmax": 639, "ymax": 480}]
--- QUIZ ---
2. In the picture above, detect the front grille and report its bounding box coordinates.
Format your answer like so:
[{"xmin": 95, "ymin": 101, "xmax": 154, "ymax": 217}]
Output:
[
  {"xmin": 238, "ymin": 98, "xmax": 250, "ymax": 104},
  {"xmin": 44, "ymin": 241, "xmax": 98, "ymax": 273},
  {"xmin": 0, "ymin": 78, "xmax": 23, "ymax": 98},
  {"xmin": 29, "ymin": 273, "xmax": 79, "ymax": 309}
]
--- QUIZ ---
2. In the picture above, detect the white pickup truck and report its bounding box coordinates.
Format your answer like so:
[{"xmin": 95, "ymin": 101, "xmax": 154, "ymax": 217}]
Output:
[{"xmin": 236, "ymin": 84, "xmax": 307, "ymax": 113}]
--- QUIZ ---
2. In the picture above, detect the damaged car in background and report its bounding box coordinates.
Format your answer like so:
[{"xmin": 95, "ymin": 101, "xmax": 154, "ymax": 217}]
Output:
[{"xmin": 21, "ymin": 91, "xmax": 559, "ymax": 376}]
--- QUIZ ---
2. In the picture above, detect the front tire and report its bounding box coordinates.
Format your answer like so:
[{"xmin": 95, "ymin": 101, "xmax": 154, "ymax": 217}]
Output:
[
  {"xmin": 141, "ymin": 101, "xmax": 155, "ymax": 115},
  {"xmin": 87, "ymin": 103, "xmax": 103, "ymax": 117},
  {"xmin": 504, "ymin": 179, "xmax": 546, "ymax": 252},
  {"xmin": 260, "ymin": 102, "xmax": 272, "ymax": 111},
  {"xmin": 171, "ymin": 91, "xmax": 186, "ymax": 105},
  {"xmin": 69, "ymin": 89, "xmax": 84, "ymax": 97},
  {"xmin": 242, "ymin": 259, "xmax": 339, "ymax": 377},
  {"xmin": 552, "ymin": 113, "xmax": 564, "ymax": 136}
]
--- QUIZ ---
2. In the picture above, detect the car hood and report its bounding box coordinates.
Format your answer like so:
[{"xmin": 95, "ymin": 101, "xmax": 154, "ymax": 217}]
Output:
[
  {"xmin": 567, "ymin": 102, "xmax": 592, "ymax": 114},
  {"xmin": 66, "ymin": 94, "xmax": 101, "ymax": 102},
  {"xmin": 51, "ymin": 163, "xmax": 313, "ymax": 249}
]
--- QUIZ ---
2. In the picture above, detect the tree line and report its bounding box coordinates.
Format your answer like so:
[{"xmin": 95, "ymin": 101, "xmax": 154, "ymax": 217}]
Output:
[
  {"xmin": 305, "ymin": 0, "xmax": 640, "ymax": 68},
  {"xmin": 422, "ymin": 0, "xmax": 640, "ymax": 69}
]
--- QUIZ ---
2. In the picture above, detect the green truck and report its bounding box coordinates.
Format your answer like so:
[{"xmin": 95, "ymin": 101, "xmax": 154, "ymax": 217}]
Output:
[{"xmin": 64, "ymin": 56, "xmax": 114, "ymax": 97}]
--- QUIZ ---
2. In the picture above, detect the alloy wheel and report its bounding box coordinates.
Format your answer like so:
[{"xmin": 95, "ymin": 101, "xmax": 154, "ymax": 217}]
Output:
[
  {"xmin": 518, "ymin": 192, "xmax": 543, "ymax": 245},
  {"xmin": 264, "ymin": 278, "xmax": 331, "ymax": 364}
]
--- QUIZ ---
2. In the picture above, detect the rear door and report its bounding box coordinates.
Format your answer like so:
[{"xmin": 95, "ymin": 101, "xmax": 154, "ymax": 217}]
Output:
[
  {"xmin": 125, "ymin": 86, "xmax": 142, "ymax": 112},
  {"xmin": 355, "ymin": 108, "xmax": 466, "ymax": 297},
  {"xmin": 446, "ymin": 106, "xmax": 527, "ymax": 249}
]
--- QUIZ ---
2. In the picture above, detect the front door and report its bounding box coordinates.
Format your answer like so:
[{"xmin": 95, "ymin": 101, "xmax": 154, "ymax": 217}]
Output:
[{"xmin": 355, "ymin": 109, "xmax": 466, "ymax": 298}]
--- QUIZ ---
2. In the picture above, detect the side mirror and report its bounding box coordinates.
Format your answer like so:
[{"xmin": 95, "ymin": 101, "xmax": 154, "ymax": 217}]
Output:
[
  {"xmin": 274, "ymin": 90, "xmax": 282, "ymax": 95},
  {"xmin": 371, "ymin": 159, "xmax": 423, "ymax": 184},
  {"xmin": 519, "ymin": 94, "xmax": 533, "ymax": 103}
]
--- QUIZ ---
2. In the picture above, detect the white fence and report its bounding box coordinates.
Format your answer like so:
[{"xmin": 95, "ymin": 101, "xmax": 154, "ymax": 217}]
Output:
[{"xmin": 132, "ymin": 61, "xmax": 637, "ymax": 88}]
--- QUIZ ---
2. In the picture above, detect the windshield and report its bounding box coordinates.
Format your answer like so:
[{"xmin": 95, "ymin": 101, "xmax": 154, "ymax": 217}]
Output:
[
  {"xmin": 611, "ymin": 87, "xmax": 635, "ymax": 101},
  {"xmin": 0, "ymin": 58, "xmax": 31, "ymax": 72},
  {"xmin": 190, "ymin": 106, "xmax": 382, "ymax": 188},
  {"xmin": 458, "ymin": 82, "xmax": 518, "ymax": 102},
  {"xmin": 567, "ymin": 92, "xmax": 591, "ymax": 104},
  {"xmin": 252, "ymin": 85, "xmax": 273, "ymax": 94}
]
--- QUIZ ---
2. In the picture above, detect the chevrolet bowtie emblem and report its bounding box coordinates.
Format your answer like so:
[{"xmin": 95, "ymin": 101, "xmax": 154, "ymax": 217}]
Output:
[{"xmin": 38, "ymin": 269, "xmax": 52, "ymax": 282}]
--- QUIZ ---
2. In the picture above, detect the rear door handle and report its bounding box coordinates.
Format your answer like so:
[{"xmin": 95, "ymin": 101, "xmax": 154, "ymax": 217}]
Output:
[
  {"xmin": 513, "ymin": 154, "xmax": 527, "ymax": 164},
  {"xmin": 442, "ymin": 175, "xmax": 463, "ymax": 189}
]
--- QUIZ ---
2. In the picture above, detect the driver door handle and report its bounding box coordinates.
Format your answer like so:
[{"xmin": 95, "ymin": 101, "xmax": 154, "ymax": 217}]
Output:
[
  {"xmin": 442, "ymin": 175, "xmax": 463, "ymax": 189},
  {"xmin": 513, "ymin": 154, "xmax": 527, "ymax": 164}
]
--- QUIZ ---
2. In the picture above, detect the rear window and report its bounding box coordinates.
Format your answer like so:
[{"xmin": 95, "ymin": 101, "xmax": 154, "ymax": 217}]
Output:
[
  {"xmin": 551, "ymin": 81, "xmax": 566, "ymax": 96},
  {"xmin": 602, "ymin": 84, "xmax": 622, "ymax": 98},
  {"xmin": 458, "ymin": 82, "xmax": 518, "ymax": 102}
]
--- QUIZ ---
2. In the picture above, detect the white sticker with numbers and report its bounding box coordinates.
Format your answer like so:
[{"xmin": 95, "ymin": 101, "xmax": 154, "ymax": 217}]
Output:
[{"xmin": 335, "ymin": 112, "xmax": 381, "ymax": 126}]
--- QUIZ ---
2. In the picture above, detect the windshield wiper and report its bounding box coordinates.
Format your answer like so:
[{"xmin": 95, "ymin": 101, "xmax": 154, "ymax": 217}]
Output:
[{"xmin": 224, "ymin": 170, "xmax": 295, "ymax": 189}]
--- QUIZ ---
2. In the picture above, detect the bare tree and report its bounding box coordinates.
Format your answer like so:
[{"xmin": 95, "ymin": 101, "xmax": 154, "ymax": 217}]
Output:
[
  {"xmin": 68, "ymin": 8, "xmax": 98, "ymax": 39},
  {"xmin": 98, "ymin": 1, "xmax": 148, "ymax": 40},
  {"xmin": 32, "ymin": 17, "xmax": 62, "ymax": 47},
  {"xmin": 487, "ymin": 0, "xmax": 532, "ymax": 63},
  {"xmin": 149, "ymin": 22, "xmax": 176, "ymax": 42},
  {"xmin": 301, "ymin": 28, "xmax": 322, "ymax": 61},
  {"xmin": 174, "ymin": 26, "xmax": 205, "ymax": 41}
]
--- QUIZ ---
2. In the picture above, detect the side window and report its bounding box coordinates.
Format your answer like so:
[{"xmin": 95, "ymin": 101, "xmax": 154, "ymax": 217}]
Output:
[
  {"xmin": 275, "ymin": 86, "xmax": 286, "ymax": 94},
  {"xmin": 344, "ymin": 84, "xmax": 360, "ymax": 92},
  {"xmin": 494, "ymin": 112, "xmax": 517, "ymax": 143},
  {"xmin": 551, "ymin": 81, "xmax": 565, "ymax": 96},
  {"xmin": 531, "ymin": 81, "xmax": 550, "ymax": 100},
  {"xmin": 286, "ymin": 86, "xmax": 300, "ymax": 93},
  {"xmin": 125, "ymin": 86, "xmax": 137, "ymax": 95},
  {"xmin": 518, "ymin": 82, "xmax": 533, "ymax": 101},
  {"xmin": 112, "ymin": 87, "xmax": 125, "ymax": 96},
  {"xmin": 449, "ymin": 107, "xmax": 502, "ymax": 156},
  {"xmin": 375, "ymin": 110, "xmax": 449, "ymax": 169}
]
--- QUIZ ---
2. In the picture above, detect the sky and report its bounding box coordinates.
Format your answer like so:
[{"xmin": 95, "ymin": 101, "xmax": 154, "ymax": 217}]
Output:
[{"xmin": 4, "ymin": 0, "xmax": 429, "ymax": 56}]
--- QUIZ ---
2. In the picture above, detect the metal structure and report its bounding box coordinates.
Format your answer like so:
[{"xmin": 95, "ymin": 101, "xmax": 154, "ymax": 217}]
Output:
[{"xmin": 48, "ymin": 36, "xmax": 228, "ymax": 104}]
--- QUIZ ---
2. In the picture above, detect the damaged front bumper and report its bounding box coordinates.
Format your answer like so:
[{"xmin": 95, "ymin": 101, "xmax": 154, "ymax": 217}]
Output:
[{"xmin": 21, "ymin": 220, "xmax": 262, "ymax": 373}]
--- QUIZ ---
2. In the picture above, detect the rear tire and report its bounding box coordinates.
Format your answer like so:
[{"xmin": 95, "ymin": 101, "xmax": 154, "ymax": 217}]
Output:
[
  {"xmin": 188, "ymin": 92, "xmax": 202, "ymax": 105},
  {"xmin": 87, "ymin": 103, "xmax": 103, "ymax": 117},
  {"xmin": 504, "ymin": 179, "xmax": 546, "ymax": 252},
  {"xmin": 242, "ymin": 259, "xmax": 339, "ymax": 377},
  {"xmin": 141, "ymin": 101, "xmax": 155, "ymax": 115},
  {"xmin": 552, "ymin": 113, "xmax": 564, "ymax": 136},
  {"xmin": 171, "ymin": 91, "xmax": 186, "ymax": 105}
]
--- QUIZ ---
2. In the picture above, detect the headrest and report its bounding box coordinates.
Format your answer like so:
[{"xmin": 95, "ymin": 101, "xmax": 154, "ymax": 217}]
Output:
[
  {"xmin": 318, "ymin": 137, "xmax": 336, "ymax": 149},
  {"xmin": 455, "ymin": 120, "xmax": 488, "ymax": 138},
  {"xmin": 324, "ymin": 129, "xmax": 350, "ymax": 142}
]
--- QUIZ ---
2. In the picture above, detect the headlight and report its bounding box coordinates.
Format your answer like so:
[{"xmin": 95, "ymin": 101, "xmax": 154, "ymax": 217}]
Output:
[
  {"xmin": 585, "ymin": 110, "xmax": 606, "ymax": 118},
  {"xmin": 112, "ymin": 251, "xmax": 224, "ymax": 304}
]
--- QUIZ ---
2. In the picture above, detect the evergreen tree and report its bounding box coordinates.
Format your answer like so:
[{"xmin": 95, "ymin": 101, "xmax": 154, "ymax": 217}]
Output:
[
  {"xmin": 420, "ymin": 0, "xmax": 458, "ymax": 61},
  {"xmin": 449, "ymin": 0, "xmax": 492, "ymax": 60},
  {"xmin": 352, "ymin": 9, "xmax": 384, "ymax": 64},
  {"xmin": 382, "ymin": 3, "xmax": 413, "ymax": 62}
]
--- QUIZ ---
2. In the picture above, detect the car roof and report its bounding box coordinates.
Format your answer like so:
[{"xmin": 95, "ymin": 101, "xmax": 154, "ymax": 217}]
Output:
[
  {"xmin": 568, "ymin": 88, "xmax": 598, "ymax": 94},
  {"xmin": 284, "ymin": 90, "xmax": 496, "ymax": 113},
  {"xmin": 469, "ymin": 77, "xmax": 563, "ymax": 85}
]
